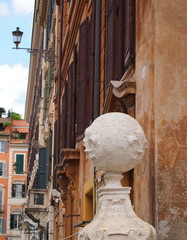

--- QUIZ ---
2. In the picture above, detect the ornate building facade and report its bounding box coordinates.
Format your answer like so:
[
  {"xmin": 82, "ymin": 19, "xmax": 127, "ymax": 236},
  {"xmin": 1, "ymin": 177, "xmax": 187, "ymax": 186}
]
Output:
[{"xmin": 24, "ymin": 0, "xmax": 187, "ymax": 239}]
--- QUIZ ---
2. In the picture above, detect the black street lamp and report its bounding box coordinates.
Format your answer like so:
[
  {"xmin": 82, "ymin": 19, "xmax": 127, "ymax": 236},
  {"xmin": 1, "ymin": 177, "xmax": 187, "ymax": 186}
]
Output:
[
  {"xmin": 12, "ymin": 27, "xmax": 55, "ymax": 64},
  {"xmin": 12, "ymin": 27, "xmax": 23, "ymax": 48}
]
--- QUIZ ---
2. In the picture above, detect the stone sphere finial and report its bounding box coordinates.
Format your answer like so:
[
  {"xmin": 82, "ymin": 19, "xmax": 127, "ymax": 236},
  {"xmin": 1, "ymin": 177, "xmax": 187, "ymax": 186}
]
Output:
[{"xmin": 83, "ymin": 112, "xmax": 147, "ymax": 173}]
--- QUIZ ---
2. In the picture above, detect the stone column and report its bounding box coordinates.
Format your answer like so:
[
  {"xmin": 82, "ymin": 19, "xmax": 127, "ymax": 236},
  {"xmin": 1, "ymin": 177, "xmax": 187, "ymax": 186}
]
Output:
[{"xmin": 79, "ymin": 112, "xmax": 157, "ymax": 240}]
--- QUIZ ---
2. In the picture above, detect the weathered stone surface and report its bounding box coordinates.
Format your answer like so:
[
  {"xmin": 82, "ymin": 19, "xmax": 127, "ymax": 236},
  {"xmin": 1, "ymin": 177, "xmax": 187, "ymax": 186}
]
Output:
[
  {"xmin": 135, "ymin": 1, "xmax": 187, "ymax": 238},
  {"xmin": 83, "ymin": 112, "xmax": 147, "ymax": 173},
  {"xmin": 80, "ymin": 113, "xmax": 157, "ymax": 240}
]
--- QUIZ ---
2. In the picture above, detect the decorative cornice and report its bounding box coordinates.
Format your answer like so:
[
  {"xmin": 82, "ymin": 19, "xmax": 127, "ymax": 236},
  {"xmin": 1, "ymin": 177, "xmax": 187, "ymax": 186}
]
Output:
[
  {"xmin": 111, "ymin": 81, "xmax": 136, "ymax": 98},
  {"xmin": 10, "ymin": 143, "xmax": 28, "ymax": 148}
]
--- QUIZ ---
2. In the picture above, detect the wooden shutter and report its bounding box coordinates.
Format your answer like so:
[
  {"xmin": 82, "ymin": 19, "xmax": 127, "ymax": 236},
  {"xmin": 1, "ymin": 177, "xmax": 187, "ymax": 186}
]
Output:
[
  {"xmin": 105, "ymin": 0, "xmax": 116, "ymax": 94},
  {"xmin": 0, "ymin": 163, "xmax": 3, "ymax": 176},
  {"xmin": 54, "ymin": 120, "xmax": 57, "ymax": 165},
  {"xmin": 124, "ymin": 0, "xmax": 135, "ymax": 71},
  {"xmin": 38, "ymin": 148, "xmax": 47, "ymax": 189},
  {"xmin": 53, "ymin": 121, "xmax": 58, "ymax": 188},
  {"xmin": 61, "ymin": 83, "xmax": 67, "ymax": 149},
  {"xmin": 87, "ymin": 4, "xmax": 95, "ymax": 124},
  {"xmin": 0, "ymin": 191, "xmax": 2, "ymax": 211},
  {"xmin": 2, "ymin": 219, "xmax": 5, "ymax": 234},
  {"xmin": 12, "ymin": 185, "xmax": 16, "ymax": 197},
  {"xmin": 76, "ymin": 18, "xmax": 89, "ymax": 139},
  {"xmin": 105, "ymin": 0, "xmax": 135, "ymax": 92},
  {"xmin": 10, "ymin": 215, "xmax": 14, "ymax": 229},
  {"xmin": 3, "ymin": 163, "xmax": 6, "ymax": 177},
  {"xmin": 0, "ymin": 218, "xmax": 5, "ymax": 234},
  {"xmin": 117, "ymin": 0, "xmax": 125, "ymax": 79},
  {"xmin": 67, "ymin": 63, "xmax": 75, "ymax": 148},
  {"xmin": 22, "ymin": 185, "xmax": 25, "ymax": 197},
  {"xmin": 47, "ymin": 133, "xmax": 52, "ymax": 179},
  {"xmin": 16, "ymin": 155, "xmax": 24, "ymax": 174}
]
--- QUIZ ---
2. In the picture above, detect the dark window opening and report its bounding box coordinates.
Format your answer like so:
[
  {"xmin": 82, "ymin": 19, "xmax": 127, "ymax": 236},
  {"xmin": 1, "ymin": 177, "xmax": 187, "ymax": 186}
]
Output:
[
  {"xmin": 34, "ymin": 193, "xmax": 44, "ymax": 205},
  {"xmin": 19, "ymin": 133, "xmax": 26, "ymax": 139},
  {"xmin": 10, "ymin": 214, "xmax": 21, "ymax": 229}
]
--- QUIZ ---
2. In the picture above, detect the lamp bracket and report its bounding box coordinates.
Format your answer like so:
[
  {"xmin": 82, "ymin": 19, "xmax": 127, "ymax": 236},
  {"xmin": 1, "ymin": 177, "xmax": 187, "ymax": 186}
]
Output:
[{"xmin": 13, "ymin": 47, "xmax": 55, "ymax": 64}]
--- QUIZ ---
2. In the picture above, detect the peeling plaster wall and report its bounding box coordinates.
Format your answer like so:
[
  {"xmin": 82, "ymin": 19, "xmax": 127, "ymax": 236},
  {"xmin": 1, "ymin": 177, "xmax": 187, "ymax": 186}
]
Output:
[
  {"xmin": 154, "ymin": 0, "xmax": 187, "ymax": 239},
  {"xmin": 134, "ymin": 0, "xmax": 155, "ymax": 225},
  {"xmin": 135, "ymin": 0, "xmax": 187, "ymax": 239}
]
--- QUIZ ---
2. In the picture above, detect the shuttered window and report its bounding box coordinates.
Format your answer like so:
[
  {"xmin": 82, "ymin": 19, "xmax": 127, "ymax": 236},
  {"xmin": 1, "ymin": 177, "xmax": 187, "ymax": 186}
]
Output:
[
  {"xmin": 10, "ymin": 214, "xmax": 21, "ymax": 229},
  {"xmin": 66, "ymin": 63, "xmax": 76, "ymax": 148},
  {"xmin": 105, "ymin": 0, "xmax": 135, "ymax": 94},
  {"xmin": 105, "ymin": 0, "xmax": 116, "ymax": 93},
  {"xmin": 0, "ymin": 163, "xmax": 6, "ymax": 177},
  {"xmin": 61, "ymin": 64, "xmax": 76, "ymax": 148},
  {"xmin": 76, "ymin": 18, "xmax": 89, "ymax": 139},
  {"xmin": 12, "ymin": 184, "xmax": 25, "ymax": 198},
  {"xmin": 38, "ymin": 148, "xmax": 47, "ymax": 189},
  {"xmin": 76, "ymin": 16, "xmax": 95, "ymax": 140},
  {"xmin": 0, "ymin": 218, "xmax": 5, "ymax": 234},
  {"xmin": 15, "ymin": 155, "xmax": 24, "ymax": 174},
  {"xmin": 61, "ymin": 83, "xmax": 67, "ymax": 149},
  {"xmin": 0, "ymin": 191, "xmax": 3, "ymax": 212},
  {"xmin": 124, "ymin": 0, "xmax": 135, "ymax": 70},
  {"xmin": 47, "ymin": 134, "xmax": 52, "ymax": 179}
]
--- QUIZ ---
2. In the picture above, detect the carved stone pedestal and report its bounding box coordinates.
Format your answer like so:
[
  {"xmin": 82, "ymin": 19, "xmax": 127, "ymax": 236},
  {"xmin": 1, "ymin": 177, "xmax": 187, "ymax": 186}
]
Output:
[
  {"xmin": 79, "ymin": 173, "xmax": 156, "ymax": 240},
  {"xmin": 80, "ymin": 113, "xmax": 157, "ymax": 240}
]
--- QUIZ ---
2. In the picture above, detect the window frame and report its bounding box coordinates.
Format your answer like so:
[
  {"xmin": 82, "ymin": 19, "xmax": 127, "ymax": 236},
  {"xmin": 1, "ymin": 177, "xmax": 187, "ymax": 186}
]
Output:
[
  {"xmin": 34, "ymin": 193, "xmax": 44, "ymax": 205},
  {"xmin": 0, "ymin": 218, "xmax": 5, "ymax": 234},
  {"xmin": 0, "ymin": 190, "xmax": 4, "ymax": 212},
  {"xmin": 12, "ymin": 184, "xmax": 25, "ymax": 198},
  {"xmin": 0, "ymin": 162, "xmax": 6, "ymax": 177},
  {"xmin": 14, "ymin": 154, "xmax": 25, "ymax": 174},
  {"xmin": 0, "ymin": 140, "xmax": 8, "ymax": 153},
  {"xmin": 10, "ymin": 214, "xmax": 21, "ymax": 229}
]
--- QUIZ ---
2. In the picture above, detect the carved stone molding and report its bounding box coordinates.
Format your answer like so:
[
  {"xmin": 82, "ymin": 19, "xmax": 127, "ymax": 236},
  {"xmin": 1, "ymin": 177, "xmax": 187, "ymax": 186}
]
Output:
[
  {"xmin": 25, "ymin": 207, "xmax": 47, "ymax": 229},
  {"xmin": 111, "ymin": 81, "xmax": 136, "ymax": 98},
  {"xmin": 102, "ymin": 66, "xmax": 136, "ymax": 114},
  {"xmin": 57, "ymin": 148, "xmax": 80, "ymax": 203}
]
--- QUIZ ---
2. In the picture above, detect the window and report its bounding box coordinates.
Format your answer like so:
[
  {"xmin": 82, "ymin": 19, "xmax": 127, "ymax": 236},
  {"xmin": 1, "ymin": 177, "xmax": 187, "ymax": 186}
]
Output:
[
  {"xmin": 10, "ymin": 214, "xmax": 21, "ymax": 229},
  {"xmin": 0, "ymin": 163, "xmax": 6, "ymax": 177},
  {"xmin": 15, "ymin": 155, "xmax": 24, "ymax": 174},
  {"xmin": 0, "ymin": 191, "xmax": 3, "ymax": 212},
  {"xmin": 105, "ymin": 0, "xmax": 135, "ymax": 94},
  {"xmin": 0, "ymin": 123, "xmax": 4, "ymax": 131},
  {"xmin": 76, "ymin": 17, "xmax": 94, "ymax": 140},
  {"xmin": 38, "ymin": 148, "xmax": 47, "ymax": 189},
  {"xmin": 19, "ymin": 133, "xmax": 26, "ymax": 139},
  {"xmin": 0, "ymin": 218, "xmax": 5, "ymax": 234},
  {"xmin": 34, "ymin": 193, "xmax": 44, "ymax": 205},
  {"xmin": 0, "ymin": 141, "xmax": 7, "ymax": 153},
  {"xmin": 12, "ymin": 184, "xmax": 25, "ymax": 198}
]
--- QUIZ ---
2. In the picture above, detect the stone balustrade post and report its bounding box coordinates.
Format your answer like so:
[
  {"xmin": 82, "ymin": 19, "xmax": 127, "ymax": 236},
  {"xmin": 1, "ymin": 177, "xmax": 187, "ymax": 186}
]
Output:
[{"xmin": 79, "ymin": 113, "xmax": 157, "ymax": 240}]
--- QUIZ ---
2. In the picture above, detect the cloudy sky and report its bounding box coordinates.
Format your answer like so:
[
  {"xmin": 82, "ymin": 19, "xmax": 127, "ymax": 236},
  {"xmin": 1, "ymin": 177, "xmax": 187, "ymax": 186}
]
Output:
[{"xmin": 0, "ymin": 0, "xmax": 35, "ymax": 119}]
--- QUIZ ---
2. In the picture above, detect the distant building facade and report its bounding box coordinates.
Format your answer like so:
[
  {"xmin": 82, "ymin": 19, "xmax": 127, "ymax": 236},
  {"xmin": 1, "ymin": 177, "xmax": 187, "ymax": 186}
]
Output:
[
  {"xmin": 0, "ymin": 118, "xmax": 29, "ymax": 240},
  {"xmin": 25, "ymin": 0, "xmax": 187, "ymax": 240}
]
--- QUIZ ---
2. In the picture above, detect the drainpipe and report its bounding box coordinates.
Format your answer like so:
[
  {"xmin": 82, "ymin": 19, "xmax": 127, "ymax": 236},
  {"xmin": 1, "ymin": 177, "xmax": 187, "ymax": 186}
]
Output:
[
  {"xmin": 94, "ymin": 0, "xmax": 101, "ymax": 119},
  {"xmin": 57, "ymin": 0, "xmax": 63, "ymax": 164}
]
